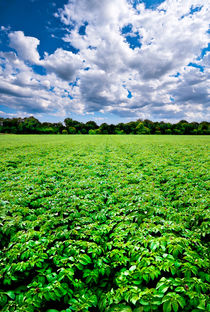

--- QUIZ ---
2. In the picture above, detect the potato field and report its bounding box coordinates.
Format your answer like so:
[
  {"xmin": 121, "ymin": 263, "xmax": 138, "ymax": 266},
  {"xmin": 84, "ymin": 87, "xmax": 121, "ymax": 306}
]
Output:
[{"xmin": 0, "ymin": 135, "xmax": 209, "ymax": 312}]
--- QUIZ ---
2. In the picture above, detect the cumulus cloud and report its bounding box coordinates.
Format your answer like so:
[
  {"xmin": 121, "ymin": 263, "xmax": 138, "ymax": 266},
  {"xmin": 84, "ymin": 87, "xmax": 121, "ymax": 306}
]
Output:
[
  {"xmin": 9, "ymin": 31, "xmax": 40, "ymax": 64},
  {"xmin": 0, "ymin": 0, "xmax": 209, "ymax": 122},
  {"xmin": 41, "ymin": 48, "xmax": 83, "ymax": 81},
  {"xmin": 0, "ymin": 50, "xmax": 82, "ymax": 116},
  {"xmin": 8, "ymin": 31, "xmax": 83, "ymax": 81},
  {"xmin": 0, "ymin": 29, "xmax": 85, "ymax": 117},
  {"xmin": 57, "ymin": 0, "xmax": 131, "ymax": 27},
  {"xmin": 54, "ymin": 0, "xmax": 210, "ymax": 121}
]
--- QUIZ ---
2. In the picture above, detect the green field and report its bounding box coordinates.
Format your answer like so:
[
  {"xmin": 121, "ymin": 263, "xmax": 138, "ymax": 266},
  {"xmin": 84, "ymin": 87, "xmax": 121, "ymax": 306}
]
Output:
[{"xmin": 0, "ymin": 135, "xmax": 209, "ymax": 312}]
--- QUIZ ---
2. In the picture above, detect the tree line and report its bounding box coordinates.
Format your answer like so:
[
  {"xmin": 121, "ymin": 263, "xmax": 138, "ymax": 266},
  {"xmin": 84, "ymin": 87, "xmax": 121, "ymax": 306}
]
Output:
[{"xmin": 0, "ymin": 116, "xmax": 209, "ymax": 135}]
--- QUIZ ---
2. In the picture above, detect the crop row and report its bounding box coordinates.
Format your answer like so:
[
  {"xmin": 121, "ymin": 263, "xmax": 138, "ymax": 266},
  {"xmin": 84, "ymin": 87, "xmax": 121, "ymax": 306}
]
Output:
[{"xmin": 0, "ymin": 135, "xmax": 209, "ymax": 312}]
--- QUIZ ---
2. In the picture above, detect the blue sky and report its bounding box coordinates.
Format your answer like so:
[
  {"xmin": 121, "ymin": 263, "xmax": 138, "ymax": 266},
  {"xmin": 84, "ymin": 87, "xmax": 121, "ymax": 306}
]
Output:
[{"xmin": 0, "ymin": 0, "xmax": 209, "ymax": 123}]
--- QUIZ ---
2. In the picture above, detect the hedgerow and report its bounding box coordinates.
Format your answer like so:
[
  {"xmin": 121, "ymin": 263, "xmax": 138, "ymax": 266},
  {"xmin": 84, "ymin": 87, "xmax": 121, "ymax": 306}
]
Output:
[{"xmin": 0, "ymin": 135, "xmax": 209, "ymax": 312}]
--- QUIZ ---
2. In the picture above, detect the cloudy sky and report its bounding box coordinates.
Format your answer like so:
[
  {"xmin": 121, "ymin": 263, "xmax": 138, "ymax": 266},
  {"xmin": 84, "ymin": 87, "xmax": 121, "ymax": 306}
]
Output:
[{"xmin": 0, "ymin": 0, "xmax": 209, "ymax": 124}]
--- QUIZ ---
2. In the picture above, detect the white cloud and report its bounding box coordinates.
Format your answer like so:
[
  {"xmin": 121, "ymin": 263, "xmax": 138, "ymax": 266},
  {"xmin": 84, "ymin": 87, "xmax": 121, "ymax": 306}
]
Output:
[
  {"xmin": 57, "ymin": 0, "xmax": 131, "ymax": 26},
  {"xmin": 0, "ymin": 49, "xmax": 83, "ymax": 116},
  {"xmin": 7, "ymin": 31, "xmax": 83, "ymax": 81},
  {"xmin": 55, "ymin": 0, "xmax": 209, "ymax": 121},
  {"xmin": 9, "ymin": 31, "xmax": 40, "ymax": 64},
  {"xmin": 0, "ymin": 0, "xmax": 209, "ymax": 122},
  {"xmin": 41, "ymin": 48, "xmax": 83, "ymax": 81}
]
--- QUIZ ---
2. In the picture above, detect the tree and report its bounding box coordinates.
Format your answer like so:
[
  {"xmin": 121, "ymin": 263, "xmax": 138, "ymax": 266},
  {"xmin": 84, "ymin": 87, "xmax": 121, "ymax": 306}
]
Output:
[
  {"xmin": 198, "ymin": 122, "xmax": 210, "ymax": 135},
  {"xmin": 20, "ymin": 116, "xmax": 41, "ymax": 134},
  {"xmin": 64, "ymin": 118, "xmax": 75, "ymax": 128},
  {"xmin": 53, "ymin": 122, "xmax": 65, "ymax": 134},
  {"xmin": 114, "ymin": 129, "xmax": 125, "ymax": 134},
  {"xmin": 89, "ymin": 129, "xmax": 98, "ymax": 134},
  {"xmin": 85, "ymin": 121, "xmax": 98, "ymax": 132},
  {"xmin": 99, "ymin": 123, "xmax": 109, "ymax": 134},
  {"xmin": 136, "ymin": 122, "xmax": 150, "ymax": 134},
  {"xmin": 165, "ymin": 129, "xmax": 172, "ymax": 134},
  {"xmin": 126, "ymin": 121, "xmax": 138, "ymax": 134},
  {"xmin": 68, "ymin": 127, "xmax": 76, "ymax": 134},
  {"xmin": 0, "ymin": 117, "xmax": 209, "ymax": 135}
]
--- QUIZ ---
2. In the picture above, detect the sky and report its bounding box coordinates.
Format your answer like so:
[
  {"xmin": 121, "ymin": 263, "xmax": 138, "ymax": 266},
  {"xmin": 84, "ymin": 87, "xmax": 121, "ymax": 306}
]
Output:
[{"xmin": 0, "ymin": 0, "xmax": 209, "ymax": 124}]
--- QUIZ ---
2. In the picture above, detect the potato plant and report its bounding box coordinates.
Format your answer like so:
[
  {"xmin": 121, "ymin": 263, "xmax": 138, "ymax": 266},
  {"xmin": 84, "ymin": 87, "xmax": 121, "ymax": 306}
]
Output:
[{"xmin": 0, "ymin": 135, "xmax": 209, "ymax": 312}]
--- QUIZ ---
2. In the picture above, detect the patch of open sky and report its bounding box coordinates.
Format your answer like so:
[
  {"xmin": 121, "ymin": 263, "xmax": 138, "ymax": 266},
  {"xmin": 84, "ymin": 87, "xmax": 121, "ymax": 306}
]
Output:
[
  {"xmin": 69, "ymin": 78, "xmax": 80, "ymax": 87},
  {"xmin": 181, "ymin": 5, "xmax": 203, "ymax": 19},
  {"xmin": 171, "ymin": 72, "xmax": 181, "ymax": 78},
  {"xmin": 61, "ymin": 92, "xmax": 73, "ymax": 99},
  {"xmin": 127, "ymin": 90, "xmax": 132, "ymax": 98},
  {"xmin": 0, "ymin": 62, "xmax": 6, "ymax": 71},
  {"xmin": 188, "ymin": 62, "xmax": 204, "ymax": 72},
  {"xmin": 189, "ymin": 5, "xmax": 203, "ymax": 15},
  {"xmin": 0, "ymin": 0, "xmax": 69, "ymax": 58},
  {"xmin": 0, "ymin": 104, "xmax": 16, "ymax": 114},
  {"xmin": 125, "ymin": 33, "xmax": 142, "ymax": 49},
  {"xmin": 197, "ymin": 43, "xmax": 210, "ymax": 60},
  {"xmin": 121, "ymin": 24, "xmax": 142, "ymax": 49},
  {"xmin": 132, "ymin": 0, "xmax": 165, "ymax": 10},
  {"xmin": 64, "ymin": 44, "xmax": 80, "ymax": 55},
  {"xmin": 79, "ymin": 22, "xmax": 88, "ymax": 36},
  {"xmin": 0, "ymin": 28, "xmax": 10, "ymax": 52},
  {"xmin": 0, "ymin": 45, "xmax": 14, "ymax": 55},
  {"xmin": 31, "ymin": 65, "xmax": 46, "ymax": 76},
  {"xmin": 122, "ymin": 24, "xmax": 133, "ymax": 34}
]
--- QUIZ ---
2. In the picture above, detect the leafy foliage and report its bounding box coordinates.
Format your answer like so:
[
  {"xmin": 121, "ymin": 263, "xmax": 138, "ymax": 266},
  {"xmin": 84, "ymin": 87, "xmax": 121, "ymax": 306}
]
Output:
[
  {"xmin": 0, "ymin": 117, "xmax": 209, "ymax": 134},
  {"xmin": 0, "ymin": 135, "xmax": 209, "ymax": 312}
]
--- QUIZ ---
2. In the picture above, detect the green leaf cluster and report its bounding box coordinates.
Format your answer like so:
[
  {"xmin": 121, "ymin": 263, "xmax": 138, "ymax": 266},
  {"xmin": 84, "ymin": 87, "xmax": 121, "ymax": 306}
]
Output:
[{"xmin": 0, "ymin": 135, "xmax": 209, "ymax": 311}]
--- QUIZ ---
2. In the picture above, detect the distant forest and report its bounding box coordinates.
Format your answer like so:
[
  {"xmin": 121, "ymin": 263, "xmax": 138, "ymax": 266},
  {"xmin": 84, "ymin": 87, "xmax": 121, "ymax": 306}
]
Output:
[{"xmin": 0, "ymin": 116, "xmax": 209, "ymax": 135}]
